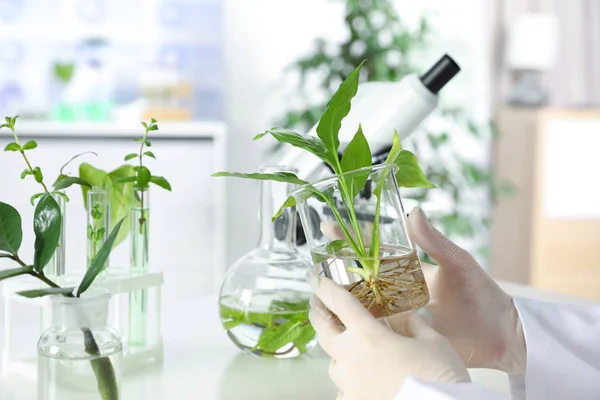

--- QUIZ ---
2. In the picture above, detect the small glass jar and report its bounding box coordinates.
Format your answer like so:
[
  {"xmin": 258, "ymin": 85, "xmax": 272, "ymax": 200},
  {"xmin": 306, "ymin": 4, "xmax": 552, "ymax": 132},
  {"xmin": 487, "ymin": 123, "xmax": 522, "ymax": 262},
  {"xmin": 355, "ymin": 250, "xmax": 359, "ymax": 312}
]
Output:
[
  {"xmin": 292, "ymin": 164, "xmax": 429, "ymax": 318},
  {"xmin": 37, "ymin": 290, "xmax": 122, "ymax": 400},
  {"xmin": 219, "ymin": 166, "xmax": 317, "ymax": 359}
]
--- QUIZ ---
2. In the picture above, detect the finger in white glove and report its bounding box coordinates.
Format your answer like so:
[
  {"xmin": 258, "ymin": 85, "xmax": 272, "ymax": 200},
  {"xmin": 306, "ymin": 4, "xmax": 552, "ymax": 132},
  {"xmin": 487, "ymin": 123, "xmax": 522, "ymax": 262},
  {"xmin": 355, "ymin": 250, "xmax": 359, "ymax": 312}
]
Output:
[{"xmin": 404, "ymin": 207, "xmax": 526, "ymax": 375}]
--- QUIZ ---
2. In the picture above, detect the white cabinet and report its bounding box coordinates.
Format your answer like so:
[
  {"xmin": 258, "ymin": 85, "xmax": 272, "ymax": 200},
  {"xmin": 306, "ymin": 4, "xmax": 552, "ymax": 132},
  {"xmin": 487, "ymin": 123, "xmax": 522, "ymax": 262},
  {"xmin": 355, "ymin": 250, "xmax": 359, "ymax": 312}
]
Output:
[{"xmin": 0, "ymin": 122, "xmax": 227, "ymax": 303}]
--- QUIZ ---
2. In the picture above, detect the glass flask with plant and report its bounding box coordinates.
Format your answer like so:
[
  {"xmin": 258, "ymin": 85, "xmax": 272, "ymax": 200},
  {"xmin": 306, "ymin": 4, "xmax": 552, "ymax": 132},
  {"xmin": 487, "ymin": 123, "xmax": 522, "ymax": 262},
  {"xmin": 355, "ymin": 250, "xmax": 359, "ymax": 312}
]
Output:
[
  {"xmin": 119, "ymin": 118, "xmax": 171, "ymax": 347},
  {"xmin": 213, "ymin": 63, "xmax": 435, "ymax": 317},
  {"xmin": 218, "ymin": 167, "xmax": 317, "ymax": 358}
]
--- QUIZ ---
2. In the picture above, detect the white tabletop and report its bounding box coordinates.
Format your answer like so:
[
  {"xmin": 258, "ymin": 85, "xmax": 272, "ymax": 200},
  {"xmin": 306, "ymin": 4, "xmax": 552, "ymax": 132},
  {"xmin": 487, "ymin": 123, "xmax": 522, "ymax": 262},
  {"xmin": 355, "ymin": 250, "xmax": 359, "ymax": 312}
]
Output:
[{"xmin": 1, "ymin": 282, "xmax": 596, "ymax": 400}]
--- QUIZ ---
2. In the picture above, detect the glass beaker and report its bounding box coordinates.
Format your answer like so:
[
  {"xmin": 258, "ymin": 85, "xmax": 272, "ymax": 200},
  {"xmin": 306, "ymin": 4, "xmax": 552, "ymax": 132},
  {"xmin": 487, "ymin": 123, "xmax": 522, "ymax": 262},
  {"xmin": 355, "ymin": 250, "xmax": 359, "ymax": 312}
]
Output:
[{"xmin": 291, "ymin": 163, "xmax": 429, "ymax": 318}]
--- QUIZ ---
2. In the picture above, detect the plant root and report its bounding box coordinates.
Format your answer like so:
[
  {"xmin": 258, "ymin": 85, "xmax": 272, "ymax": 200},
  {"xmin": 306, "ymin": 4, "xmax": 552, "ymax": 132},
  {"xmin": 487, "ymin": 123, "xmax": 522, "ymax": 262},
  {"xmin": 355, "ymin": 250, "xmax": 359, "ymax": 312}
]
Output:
[{"xmin": 346, "ymin": 251, "xmax": 429, "ymax": 318}]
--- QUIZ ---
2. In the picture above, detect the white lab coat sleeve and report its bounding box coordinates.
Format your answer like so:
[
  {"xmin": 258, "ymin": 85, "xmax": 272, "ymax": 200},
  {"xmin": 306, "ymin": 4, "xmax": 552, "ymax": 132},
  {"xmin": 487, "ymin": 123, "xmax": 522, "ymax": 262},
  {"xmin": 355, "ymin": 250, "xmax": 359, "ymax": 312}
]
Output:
[
  {"xmin": 394, "ymin": 377, "xmax": 508, "ymax": 399},
  {"xmin": 511, "ymin": 296, "xmax": 600, "ymax": 398}
]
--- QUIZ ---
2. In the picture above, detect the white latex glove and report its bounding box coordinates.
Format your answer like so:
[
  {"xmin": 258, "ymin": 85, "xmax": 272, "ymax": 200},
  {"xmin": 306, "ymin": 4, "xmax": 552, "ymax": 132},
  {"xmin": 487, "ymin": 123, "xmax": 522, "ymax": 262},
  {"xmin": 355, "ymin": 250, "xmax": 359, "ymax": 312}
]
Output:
[
  {"xmin": 307, "ymin": 272, "xmax": 470, "ymax": 400},
  {"xmin": 402, "ymin": 208, "xmax": 526, "ymax": 374}
]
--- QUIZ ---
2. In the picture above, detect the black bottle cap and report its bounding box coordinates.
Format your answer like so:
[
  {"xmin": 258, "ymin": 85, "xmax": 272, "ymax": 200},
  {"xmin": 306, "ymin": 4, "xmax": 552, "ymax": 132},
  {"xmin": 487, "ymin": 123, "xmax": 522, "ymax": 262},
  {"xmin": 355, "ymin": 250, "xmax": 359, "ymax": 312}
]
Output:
[{"xmin": 420, "ymin": 54, "xmax": 460, "ymax": 94}]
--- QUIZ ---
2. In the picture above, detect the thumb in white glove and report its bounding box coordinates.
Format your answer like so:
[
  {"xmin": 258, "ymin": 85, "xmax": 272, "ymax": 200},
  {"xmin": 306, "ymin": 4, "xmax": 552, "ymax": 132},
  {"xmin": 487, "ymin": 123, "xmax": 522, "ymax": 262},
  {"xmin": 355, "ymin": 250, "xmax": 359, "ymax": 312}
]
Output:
[{"xmin": 308, "ymin": 271, "xmax": 470, "ymax": 400}]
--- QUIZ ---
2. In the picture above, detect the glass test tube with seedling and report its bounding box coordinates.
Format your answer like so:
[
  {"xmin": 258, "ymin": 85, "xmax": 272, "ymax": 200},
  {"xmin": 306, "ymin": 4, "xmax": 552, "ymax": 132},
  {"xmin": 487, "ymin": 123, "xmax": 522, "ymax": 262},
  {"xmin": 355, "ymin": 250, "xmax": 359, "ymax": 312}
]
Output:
[
  {"xmin": 120, "ymin": 118, "xmax": 171, "ymax": 348},
  {"xmin": 87, "ymin": 187, "xmax": 110, "ymax": 272}
]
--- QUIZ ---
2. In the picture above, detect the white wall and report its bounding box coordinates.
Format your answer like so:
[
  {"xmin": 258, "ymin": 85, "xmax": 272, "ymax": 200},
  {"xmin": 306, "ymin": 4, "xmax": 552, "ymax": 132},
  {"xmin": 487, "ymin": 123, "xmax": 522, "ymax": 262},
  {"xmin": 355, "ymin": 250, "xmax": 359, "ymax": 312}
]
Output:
[
  {"xmin": 222, "ymin": 0, "xmax": 346, "ymax": 266},
  {"xmin": 222, "ymin": 0, "xmax": 492, "ymax": 266}
]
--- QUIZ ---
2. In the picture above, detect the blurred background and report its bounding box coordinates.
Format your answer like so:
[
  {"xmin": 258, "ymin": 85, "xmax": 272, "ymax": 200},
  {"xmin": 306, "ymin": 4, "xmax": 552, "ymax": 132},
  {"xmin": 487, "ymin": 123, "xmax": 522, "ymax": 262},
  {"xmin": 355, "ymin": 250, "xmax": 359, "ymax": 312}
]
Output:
[{"xmin": 0, "ymin": 0, "xmax": 599, "ymax": 303}]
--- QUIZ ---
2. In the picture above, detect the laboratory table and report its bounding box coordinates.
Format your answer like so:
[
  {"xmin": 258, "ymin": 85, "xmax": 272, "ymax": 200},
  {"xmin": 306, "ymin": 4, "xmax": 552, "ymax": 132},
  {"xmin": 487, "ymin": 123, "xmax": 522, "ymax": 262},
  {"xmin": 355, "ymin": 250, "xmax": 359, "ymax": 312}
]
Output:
[{"xmin": 1, "ymin": 282, "xmax": 597, "ymax": 399}]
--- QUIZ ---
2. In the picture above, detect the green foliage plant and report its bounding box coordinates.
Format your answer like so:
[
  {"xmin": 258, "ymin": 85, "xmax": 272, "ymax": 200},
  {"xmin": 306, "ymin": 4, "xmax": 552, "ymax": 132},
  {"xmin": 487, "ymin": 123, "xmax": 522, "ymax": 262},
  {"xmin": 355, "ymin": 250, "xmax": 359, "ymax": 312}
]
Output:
[
  {"xmin": 79, "ymin": 118, "xmax": 172, "ymax": 246},
  {"xmin": 0, "ymin": 116, "xmax": 125, "ymax": 399},
  {"xmin": 213, "ymin": 63, "xmax": 434, "ymax": 312}
]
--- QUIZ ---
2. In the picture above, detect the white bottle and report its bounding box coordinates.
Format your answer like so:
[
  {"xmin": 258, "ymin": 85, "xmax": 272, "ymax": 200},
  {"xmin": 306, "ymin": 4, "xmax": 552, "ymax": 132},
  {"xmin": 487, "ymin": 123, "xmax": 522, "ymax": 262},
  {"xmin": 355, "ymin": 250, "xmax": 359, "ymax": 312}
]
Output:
[{"xmin": 279, "ymin": 55, "xmax": 460, "ymax": 180}]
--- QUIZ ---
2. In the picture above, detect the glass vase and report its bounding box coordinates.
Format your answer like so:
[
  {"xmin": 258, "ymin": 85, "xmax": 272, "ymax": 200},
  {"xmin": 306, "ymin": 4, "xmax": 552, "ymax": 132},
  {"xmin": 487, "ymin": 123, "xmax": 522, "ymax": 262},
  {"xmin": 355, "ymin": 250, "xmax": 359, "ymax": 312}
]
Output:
[
  {"xmin": 37, "ymin": 290, "xmax": 122, "ymax": 400},
  {"xmin": 87, "ymin": 187, "xmax": 110, "ymax": 271},
  {"xmin": 47, "ymin": 192, "xmax": 66, "ymax": 278},
  {"xmin": 291, "ymin": 164, "xmax": 429, "ymax": 318},
  {"xmin": 129, "ymin": 187, "xmax": 149, "ymax": 347},
  {"xmin": 219, "ymin": 166, "xmax": 317, "ymax": 359}
]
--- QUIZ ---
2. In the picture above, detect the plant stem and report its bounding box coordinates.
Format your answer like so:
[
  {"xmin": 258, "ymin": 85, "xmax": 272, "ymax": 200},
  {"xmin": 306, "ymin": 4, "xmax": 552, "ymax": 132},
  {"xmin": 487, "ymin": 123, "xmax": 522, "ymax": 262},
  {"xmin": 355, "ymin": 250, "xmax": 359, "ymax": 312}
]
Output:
[
  {"xmin": 137, "ymin": 128, "xmax": 149, "ymax": 229},
  {"xmin": 11, "ymin": 127, "xmax": 50, "ymax": 193},
  {"xmin": 332, "ymin": 158, "xmax": 368, "ymax": 257},
  {"xmin": 10, "ymin": 254, "xmax": 73, "ymax": 296},
  {"xmin": 29, "ymin": 271, "xmax": 61, "ymax": 289},
  {"xmin": 10, "ymin": 254, "xmax": 29, "ymax": 268}
]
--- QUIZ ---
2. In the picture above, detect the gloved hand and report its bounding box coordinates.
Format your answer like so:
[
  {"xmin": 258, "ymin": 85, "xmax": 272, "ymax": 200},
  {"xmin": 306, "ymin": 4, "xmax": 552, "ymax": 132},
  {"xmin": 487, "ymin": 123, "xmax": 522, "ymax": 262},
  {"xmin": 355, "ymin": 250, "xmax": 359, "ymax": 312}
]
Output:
[
  {"xmin": 402, "ymin": 207, "xmax": 526, "ymax": 374},
  {"xmin": 308, "ymin": 272, "xmax": 470, "ymax": 400}
]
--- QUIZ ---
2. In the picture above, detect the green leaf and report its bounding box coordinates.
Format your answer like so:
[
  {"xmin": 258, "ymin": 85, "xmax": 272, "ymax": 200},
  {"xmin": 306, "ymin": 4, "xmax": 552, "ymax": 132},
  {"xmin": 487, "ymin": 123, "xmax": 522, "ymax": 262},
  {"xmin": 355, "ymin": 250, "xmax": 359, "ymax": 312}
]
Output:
[
  {"xmin": 272, "ymin": 195, "xmax": 296, "ymax": 221},
  {"xmin": 219, "ymin": 304, "xmax": 247, "ymax": 330},
  {"xmin": 0, "ymin": 266, "xmax": 32, "ymax": 282},
  {"xmin": 53, "ymin": 176, "xmax": 92, "ymax": 190},
  {"xmin": 315, "ymin": 61, "xmax": 365, "ymax": 169},
  {"xmin": 77, "ymin": 217, "xmax": 126, "ymax": 297},
  {"xmin": 253, "ymin": 132, "xmax": 267, "ymax": 140},
  {"xmin": 136, "ymin": 166, "xmax": 151, "ymax": 188},
  {"xmin": 269, "ymin": 299, "xmax": 310, "ymax": 314},
  {"xmin": 394, "ymin": 150, "xmax": 436, "ymax": 188},
  {"xmin": 17, "ymin": 287, "xmax": 75, "ymax": 298},
  {"xmin": 261, "ymin": 128, "xmax": 336, "ymax": 167},
  {"xmin": 4, "ymin": 142, "xmax": 21, "ymax": 152},
  {"xmin": 115, "ymin": 176, "xmax": 136, "ymax": 184},
  {"xmin": 53, "ymin": 191, "xmax": 70, "ymax": 203},
  {"xmin": 33, "ymin": 194, "xmax": 62, "ymax": 273},
  {"xmin": 141, "ymin": 122, "xmax": 148, "ymax": 129},
  {"xmin": 150, "ymin": 118, "xmax": 157, "ymax": 124},
  {"xmin": 293, "ymin": 323, "xmax": 316, "ymax": 353},
  {"xmin": 144, "ymin": 140, "xmax": 152, "ymax": 147},
  {"xmin": 148, "ymin": 125, "xmax": 158, "ymax": 131},
  {"xmin": 325, "ymin": 240, "xmax": 349, "ymax": 254},
  {"xmin": 134, "ymin": 137, "xmax": 144, "ymax": 142},
  {"xmin": 0, "ymin": 201, "xmax": 23, "ymax": 254},
  {"xmin": 144, "ymin": 151, "xmax": 156, "ymax": 159},
  {"xmin": 33, "ymin": 167, "xmax": 43, "ymax": 183},
  {"xmin": 150, "ymin": 176, "xmax": 172, "ymax": 191},
  {"xmin": 22, "ymin": 140, "xmax": 37, "ymax": 150},
  {"xmin": 20, "ymin": 169, "xmax": 32, "ymax": 179},
  {"xmin": 30, "ymin": 193, "xmax": 44, "ymax": 206},
  {"xmin": 257, "ymin": 320, "xmax": 305, "ymax": 353},
  {"xmin": 211, "ymin": 171, "xmax": 308, "ymax": 186},
  {"xmin": 80, "ymin": 163, "xmax": 134, "ymax": 247},
  {"xmin": 340, "ymin": 124, "xmax": 371, "ymax": 198},
  {"xmin": 124, "ymin": 153, "xmax": 138, "ymax": 161},
  {"xmin": 385, "ymin": 130, "xmax": 403, "ymax": 163}
]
